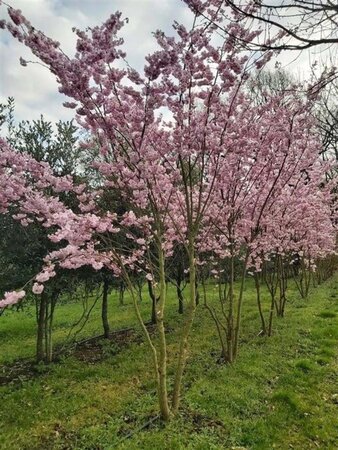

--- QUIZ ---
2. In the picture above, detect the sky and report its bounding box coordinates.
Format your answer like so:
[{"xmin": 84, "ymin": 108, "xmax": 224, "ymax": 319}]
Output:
[
  {"xmin": 0, "ymin": 0, "xmax": 327, "ymax": 125},
  {"xmin": 0, "ymin": 0, "xmax": 192, "ymax": 123}
]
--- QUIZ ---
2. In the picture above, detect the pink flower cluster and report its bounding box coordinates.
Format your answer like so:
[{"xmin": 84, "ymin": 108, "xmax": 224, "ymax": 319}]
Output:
[{"xmin": 0, "ymin": 290, "xmax": 25, "ymax": 308}]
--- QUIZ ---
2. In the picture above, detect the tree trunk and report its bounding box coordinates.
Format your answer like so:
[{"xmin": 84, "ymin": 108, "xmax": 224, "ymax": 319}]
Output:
[
  {"xmin": 202, "ymin": 278, "xmax": 228, "ymax": 361},
  {"xmin": 177, "ymin": 282, "xmax": 184, "ymax": 314},
  {"xmin": 45, "ymin": 291, "xmax": 57, "ymax": 364},
  {"xmin": 255, "ymin": 272, "xmax": 266, "ymax": 335},
  {"xmin": 226, "ymin": 253, "xmax": 235, "ymax": 364},
  {"xmin": 102, "ymin": 278, "xmax": 110, "ymax": 338},
  {"xmin": 195, "ymin": 281, "xmax": 200, "ymax": 306},
  {"xmin": 156, "ymin": 246, "xmax": 170, "ymax": 421},
  {"xmin": 276, "ymin": 255, "xmax": 287, "ymax": 317},
  {"xmin": 268, "ymin": 293, "xmax": 275, "ymax": 337},
  {"xmin": 172, "ymin": 238, "xmax": 197, "ymax": 413},
  {"xmin": 36, "ymin": 293, "xmax": 47, "ymax": 363},
  {"xmin": 233, "ymin": 254, "xmax": 249, "ymax": 360},
  {"xmin": 119, "ymin": 282, "xmax": 125, "ymax": 306},
  {"xmin": 126, "ymin": 278, "xmax": 164, "ymax": 420},
  {"xmin": 148, "ymin": 280, "xmax": 157, "ymax": 325}
]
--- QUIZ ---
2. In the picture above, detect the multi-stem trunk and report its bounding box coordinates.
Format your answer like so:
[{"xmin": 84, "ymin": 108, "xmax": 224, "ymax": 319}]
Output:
[
  {"xmin": 233, "ymin": 253, "xmax": 249, "ymax": 360},
  {"xmin": 226, "ymin": 252, "xmax": 235, "ymax": 364},
  {"xmin": 293, "ymin": 257, "xmax": 310, "ymax": 300},
  {"xmin": 202, "ymin": 278, "xmax": 228, "ymax": 361},
  {"xmin": 172, "ymin": 237, "xmax": 197, "ymax": 413},
  {"xmin": 102, "ymin": 278, "xmax": 110, "ymax": 338},
  {"xmin": 267, "ymin": 293, "xmax": 275, "ymax": 337},
  {"xmin": 255, "ymin": 272, "xmax": 266, "ymax": 335},
  {"xmin": 156, "ymin": 245, "xmax": 170, "ymax": 420},
  {"xmin": 265, "ymin": 258, "xmax": 278, "ymax": 335},
  {"xmin": 275, "ymin": 255, "xmax": 287, "ymax": 317},
  {"xmin": 125, "ymin": 272, "xmax": 170, "ymax": 421}
]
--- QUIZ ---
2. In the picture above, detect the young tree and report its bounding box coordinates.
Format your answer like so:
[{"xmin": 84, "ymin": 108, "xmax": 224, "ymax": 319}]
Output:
[
  {"xmin": 0, "ymin": 1, "xmax": 336, "ymax": 421},
  {"xmin": 0, "ymin": 100, "xmax": 102, "ymax": 362},
  {"xmin": 200, "ymin": 87, "xmax": 336, "ymax": 358}
]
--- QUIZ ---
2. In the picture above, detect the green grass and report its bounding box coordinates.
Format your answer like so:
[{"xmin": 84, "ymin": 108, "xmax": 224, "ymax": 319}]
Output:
[{"xmin": 0, "ymin": 275, "xmax": 337, "ymax": 450}]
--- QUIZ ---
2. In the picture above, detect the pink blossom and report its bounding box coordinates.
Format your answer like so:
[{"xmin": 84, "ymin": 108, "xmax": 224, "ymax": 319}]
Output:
[
  {"xmin": 0, "ymin": 290, "xmax": 25, "ymax": 308},
  {"xmin": 35, "ymin": 267, "xmax": 56, "ymax": 283},
  {"xmin": 8, "ymin": 8, "xmax": 25, "ymax": 26},
  {"xmin": 32, "ymin": 283, "xmax": 44, "ymax": 295},
  {"xmin": 136, "ymin": 238, "xmax": 146, "ymax": 246}
]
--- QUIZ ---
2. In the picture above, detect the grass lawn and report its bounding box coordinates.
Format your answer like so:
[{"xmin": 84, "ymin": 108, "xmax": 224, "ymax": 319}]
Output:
[{"xmin": 0, "ymin": 274, "xmax": 337, "ymax": 449}]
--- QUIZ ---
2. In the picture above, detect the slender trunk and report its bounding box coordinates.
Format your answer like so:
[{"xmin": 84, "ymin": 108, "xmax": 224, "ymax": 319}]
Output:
[
  {"xmin": 124, "ymin": 272, "xmax": 165, "ymax": 419},
  {"xmin": 265, "ymin": 258, "xmax": 278, "ymax": 336},
  {"xmin": 102, "ymin": 278, "xmax": 110, "ymax": 338},
  {"xmin": 275, "ymin": 255, "xmax": 283, "ymax": 317},
  {"xmin": 275, "ymin": 255, "xmax": 288, "ymax": 317},
  {"xmin": 300, "ymin": 260, "xmax": 305, "ymax": 299},
  {"xmin": 172, "ymin": 238, "xmax": 197, "ymax": 413},
  {"xmin": 233, "ymin": 254, "xmax": 249, "ymax": 360},
  {"xmin": 294, "ymin": 257, "xmax": 310, "ymax": 300},
  {"xmin": 119, "ymin": 282, "xmax": 125, "ymax": 306},
  {"xmin": 227, "ymin": 253, "xmax": 235, "ymax": 364},
  {"xmin": 268, "ymin": 293, "xmax": 275, "ymax": 337},
  {"xmin": 45, "ymin": 294, "xmax": 56, "ymax": 364},
  {"xmin": 44, "ymin": 298, "xmax": 49, "ymax": 362},
  {"xmin": 134, "ymin": 286, "xmax": 167, "ymax": 419},
  {"xmin": 148, "ymin": 280, "xmax": 157, "ymax": 325},
  {"xmin": 156, "ymin": 246, "xmax": 171, "ymax": 421},
  {"xmin": 195, "ymin": 281, "xmax": 200, "ymax": 306},
  {"xmin": 177, "ymin": 280, "xmax": 184, "ymax": 314},
  {"xmin": 36, "ymin": 293, "xmax": 47, "ymax": 363},
  {"xmin": 137, "ymin": 281, "xmax": 143, "ymax": 303},
  {"xmin": 255, "ymin": 272, "xmax": 266, "ymax": 335},
  {"xmin": 203, "ymin": 279, "xmax": 227, "ymax": 360},
  {"xmin": 303, "ymin": 262, "xmax": 311, "ymax": 298},
  {"xmin": 176, "ymin": 262, "xmax": 184, "ymax": 314}
]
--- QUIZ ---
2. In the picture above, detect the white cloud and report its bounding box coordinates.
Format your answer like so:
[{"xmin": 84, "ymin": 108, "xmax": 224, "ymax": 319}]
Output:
[{"xmin": 0, "ymin": 0, "xmax": 189, "ymax": 123}]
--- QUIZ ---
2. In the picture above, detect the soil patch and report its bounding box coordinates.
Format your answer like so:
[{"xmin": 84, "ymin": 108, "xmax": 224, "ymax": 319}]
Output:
[{"xmin": 0, "ymin": 322, "xmax": 160, "ymax": 385}]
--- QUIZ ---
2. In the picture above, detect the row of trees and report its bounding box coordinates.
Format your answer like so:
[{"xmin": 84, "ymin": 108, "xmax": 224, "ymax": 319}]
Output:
[
  {"xmin": 0, "ymin": 0, "xmax": 337, "ymax": 421},
  {"xmin": 0, "ymin": 100, "xmax": 191, "ymax": 362},
  {"xmin": 0, "ymin": 98, "xmax": 113, "ymax": 362}
]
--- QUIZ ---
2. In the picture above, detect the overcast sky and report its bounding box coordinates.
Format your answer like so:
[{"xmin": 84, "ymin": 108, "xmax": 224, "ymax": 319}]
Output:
[{"xmin": 0, "ymin": 0, "xmax": 324, "ymax": 125}]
